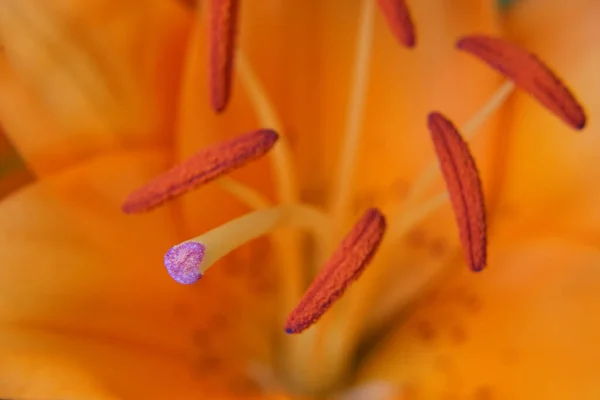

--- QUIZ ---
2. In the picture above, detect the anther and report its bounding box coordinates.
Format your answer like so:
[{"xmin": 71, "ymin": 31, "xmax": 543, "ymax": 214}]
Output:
[
  {"xmin": 209, "ymin": 0, "xmax": 240, "ymax": 113},
  {"xmin": 122, "ymin": 129, "xmax": 278, "ymax": 213},
  {"xmin": 285, "ymin": 208, "xmax": 387, "ymax": 334},
  {"xmin": 377, "ymin": 0, "xmax": 416, "ymax": 48},
  {"xmin": 427, "ymin": 112, "xmax": 487, "ymax": 272},
  {"xmin": 457, "ymin": 35, "xmax": 586, "ymax": 130}
]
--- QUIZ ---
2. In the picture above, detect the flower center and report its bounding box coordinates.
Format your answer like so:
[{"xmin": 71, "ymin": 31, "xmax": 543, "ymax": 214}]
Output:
[{"xmin": 121, "ymin": 0, "xmax": 587, "ymax": 397}]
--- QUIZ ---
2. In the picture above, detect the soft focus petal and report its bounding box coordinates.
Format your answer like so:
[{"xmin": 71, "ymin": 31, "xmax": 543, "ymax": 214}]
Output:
[
  {"xmin": 358, "ymin": 228, "xmax": 600, "ymax": 399},
  {"xmin": 489, "ymin": 0, "xmax": 600, "ymax": 242},
  {"xmin": 0, "ymin": 150, "xmax": 275, "ymax": 398},
  {"xmin": 0, "ymin": 128, "xmax": 34, "ymax": 198},
  {"xmin": 0, "ymin": 0, "xmax": 192, "ymax": 176}
]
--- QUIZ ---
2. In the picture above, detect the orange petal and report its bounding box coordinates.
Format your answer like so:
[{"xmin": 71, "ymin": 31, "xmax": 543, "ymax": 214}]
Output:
[
  {"xmin": 0, "ymin": 149, "xmax": 276, "ymax": 398},
  {"xmin": 358, "ymin": 235, "xmax": 600, "ymax": 399},
  {"xmin": 427, "ymin": 112, "xmax": 487, "ymax": 271},
  {"xmin": 457, "ymin": 35, "xmax": 586, "ymax": 130},
  {"xmin": 488, "ymin": 0, "xmax": 600, "ymax": 245},
  {"xmin": 0, "ymin": 126, "xmax": 34, "ymax": 198},
  {"xmin": 0, "ymin": 0, "xmax": 192, "ymax": 176}
]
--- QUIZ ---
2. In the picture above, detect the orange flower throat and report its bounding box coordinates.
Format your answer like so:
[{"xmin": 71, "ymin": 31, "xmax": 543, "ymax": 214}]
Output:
[{"xmin": 120, "ymin": 0, "xmax": 587, "ymax": 394}]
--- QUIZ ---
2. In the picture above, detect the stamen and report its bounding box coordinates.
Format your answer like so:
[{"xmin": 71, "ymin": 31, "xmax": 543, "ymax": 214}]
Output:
[
  {"xmin": 237, "ymin": 52, "xmax": 298, "ymax": 203},
  {"xmin": 457, "ymin": 35, "xmax": 587, "ymax": 130},
  {"xmin": 427, "ymin": 112, "xmax": 487, "ymax": 271},
  {"xmin": 209, "ymin": 0, "xmax": 240, "ymax": 113},
  {"xmin": 164, "ymin": 204, "xmax": 333, "ymax": 284},
  {"xmin": 122, "ymin": 129, "xmax": 278, "ymax": 213},
  {"xmin": 335, "ymin": 82, "xmax": 511, "ymax": 353},
  {"xmin": 316, "ymin": 192, "xmax": 449, "ymax": 370},
  {"xmin": 285, "ymin": 208, "xmax": 386, "ymax": 334},
  {"xmin": 377, "ymin": 0, "xmax": 416, "ymax": 47}
]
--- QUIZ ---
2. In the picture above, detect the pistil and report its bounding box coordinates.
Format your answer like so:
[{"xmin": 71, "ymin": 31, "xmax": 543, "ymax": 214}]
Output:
[{"xmin": 164, "ymin": 204, "xmax": 332, "ymax": 284}]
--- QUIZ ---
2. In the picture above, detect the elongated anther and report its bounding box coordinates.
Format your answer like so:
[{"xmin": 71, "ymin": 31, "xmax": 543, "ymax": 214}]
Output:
[
  {"xmin": 457, "ymin": 35, "xmax": 586, "ymax": 130},
  {"xmin": 427, "ymin": 112, "xmax": 487, "ymax": 272},
  {"xmin": 209, "ymin": 0, "xmax": 240, "ymax": 113},
  {"xmin": 285, "ymin": 208, "xmax": 387, "ymax": 334},
  {"xmin": 122, "ymin": 129, "xmax": 278, "ymax": 213},
  {"xmin": 377, "ymin": 0, "xmax": 416, "ymax": 47}
]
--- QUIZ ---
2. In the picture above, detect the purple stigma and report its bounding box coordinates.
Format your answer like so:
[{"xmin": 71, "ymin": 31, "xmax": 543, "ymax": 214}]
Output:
[{"xmin": 164, "ymin": 241, "xmax": 205, "ymax": 284}]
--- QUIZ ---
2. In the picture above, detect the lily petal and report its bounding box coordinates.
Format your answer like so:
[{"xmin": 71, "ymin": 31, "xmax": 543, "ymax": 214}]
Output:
[
  {"xmin": 358, "ymin": 232, "xmax": 600, "ymax": 399},
  {"xmin": 0, "ymin": 0, "xmax": 192, "ymax": 176},
  {"xmin": 489, "ymin": 0, "xmax": 600, "ymax": 244},
  {"xmin": 0, "ymin": 149, "xmax": 275, "ymax": 398}
]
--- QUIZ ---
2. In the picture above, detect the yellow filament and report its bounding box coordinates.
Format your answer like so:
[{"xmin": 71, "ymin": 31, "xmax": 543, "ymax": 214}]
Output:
[
  {"xmin": 303, "ymin": 2, "xmax": 375, "ymax": 390},
  {"xmin": 236, "ymin": 51, "xmax": 298, "ymax": 203},
  {"xmin": 216, "ymin": 177, "xmax": 271, "ymax": 210},
  {"xmin": 388, "ymin": 192, "xmax": 449, "ymax": 241},
  {"xmin": 328, "ymin": 0, "xmax": 375, "ymax": 229},
  {"xmin": 237, "ymin": 50, "xmax": 306, "ymax": 321},
  {"xmin": 189, "ymin": 204, "xmax": 332, "ymax": 274},
  {"xmin": 461, "ymin": 81, "xmax": 515, "ymax": 137}
]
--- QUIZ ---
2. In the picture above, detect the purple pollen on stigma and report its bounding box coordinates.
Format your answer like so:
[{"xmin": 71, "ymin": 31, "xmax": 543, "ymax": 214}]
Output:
[{"xmin": 164, "ymin": 241, "xmax": 206, "ymax": 284}]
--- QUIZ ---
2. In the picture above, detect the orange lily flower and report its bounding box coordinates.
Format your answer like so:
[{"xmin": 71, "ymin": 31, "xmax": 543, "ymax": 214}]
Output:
[{"xmin": 0, "ymin": 0, "xmax": 599, "ymax": 399}]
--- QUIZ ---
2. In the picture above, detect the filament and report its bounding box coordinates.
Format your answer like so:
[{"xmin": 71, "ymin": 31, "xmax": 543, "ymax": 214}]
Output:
[
  {"xmin": 237, "ymin": 50, "xmax": 305, "ymax": 317},
  {"xmin": 329, "ymin": 0, "xmax": 375, "ymax": 230}
]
